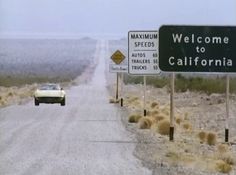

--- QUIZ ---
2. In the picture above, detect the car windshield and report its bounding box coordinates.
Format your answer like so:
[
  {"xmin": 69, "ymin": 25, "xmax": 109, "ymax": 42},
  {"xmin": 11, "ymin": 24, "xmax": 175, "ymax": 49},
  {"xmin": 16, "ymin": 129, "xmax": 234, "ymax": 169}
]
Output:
[{"xmin": 39, "ymin": 84, "xmax": 60, "ymax": 90}]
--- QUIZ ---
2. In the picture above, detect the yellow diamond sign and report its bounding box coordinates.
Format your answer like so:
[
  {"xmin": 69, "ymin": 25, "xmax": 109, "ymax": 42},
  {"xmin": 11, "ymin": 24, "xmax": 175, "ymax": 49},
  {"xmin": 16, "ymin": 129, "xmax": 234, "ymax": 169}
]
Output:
[{"xmin": 111, "ymin": 50, "xmax": 125, "ymax": 65}]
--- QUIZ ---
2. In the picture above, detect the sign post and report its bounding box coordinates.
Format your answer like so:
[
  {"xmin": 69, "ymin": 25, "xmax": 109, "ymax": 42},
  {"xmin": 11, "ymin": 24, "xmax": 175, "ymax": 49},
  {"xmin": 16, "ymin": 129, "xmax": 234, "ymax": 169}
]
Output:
[
  {"xmin": 120, "ymin": 73, "xmax": 124, "ymax": 107},
  {"xmin": 116, "ymin": 73, "xmax": 119, "ymax": 100},
  {"xmin": 159, "ymin": 25, "xmax": 236, "ymax": 142},
  {"xmin": 170, "ymin": 73, "xmax": 175, "ymax": 141},
  {"xmin": 110, "ymin": 50, "xmax": 127, "ymax": 102},
  {"xmin": 225, "ymin": 75, "xmax": 230, "ymax": 142},
  {"xmin": 143, "ymin": 76, "xmax": 147, "ymax": 116}
]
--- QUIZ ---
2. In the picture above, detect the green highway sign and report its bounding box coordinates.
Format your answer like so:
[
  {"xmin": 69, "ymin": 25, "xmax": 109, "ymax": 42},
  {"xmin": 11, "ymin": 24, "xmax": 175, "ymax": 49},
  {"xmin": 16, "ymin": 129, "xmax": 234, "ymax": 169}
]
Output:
[{"xmin": 159, "ymin": 25, "xmax": 236, "ymax": 72}]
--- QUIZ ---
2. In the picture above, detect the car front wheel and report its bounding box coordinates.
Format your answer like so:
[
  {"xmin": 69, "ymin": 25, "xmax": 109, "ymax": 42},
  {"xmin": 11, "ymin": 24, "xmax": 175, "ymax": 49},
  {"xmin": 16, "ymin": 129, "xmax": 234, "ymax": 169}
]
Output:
[
  {"xmin": 35, "ymin": 98, "xmax": 39, "ymax": 106},
  {"xmin": 61, "ymin": 98, "xmax": 65, "ymax": 106}
]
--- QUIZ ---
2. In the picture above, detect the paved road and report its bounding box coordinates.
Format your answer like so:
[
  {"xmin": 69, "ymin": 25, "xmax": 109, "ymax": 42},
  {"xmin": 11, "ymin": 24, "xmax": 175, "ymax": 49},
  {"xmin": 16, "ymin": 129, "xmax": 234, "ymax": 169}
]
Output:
[{"xmin": 0, "ymin": 41, "xmax": 151, "ymax": 175}]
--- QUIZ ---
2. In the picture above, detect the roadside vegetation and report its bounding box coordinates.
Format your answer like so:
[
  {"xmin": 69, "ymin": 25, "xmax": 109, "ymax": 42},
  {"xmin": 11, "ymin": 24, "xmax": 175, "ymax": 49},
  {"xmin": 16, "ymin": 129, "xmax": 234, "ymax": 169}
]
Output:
[
  {"xmin": 0, "ymin": 38, "xmax": 97, "ymax": 87},
  {"xmin": 121, "ymin": 96, "xmax": 235, "ymax": 174},
  {"xmin": 0, "ymin": 75, "xmax": 74, "ymax": 87},
  {"xmin": 124, "ymin": 73, "xmax": 236, "ymax": 94}
]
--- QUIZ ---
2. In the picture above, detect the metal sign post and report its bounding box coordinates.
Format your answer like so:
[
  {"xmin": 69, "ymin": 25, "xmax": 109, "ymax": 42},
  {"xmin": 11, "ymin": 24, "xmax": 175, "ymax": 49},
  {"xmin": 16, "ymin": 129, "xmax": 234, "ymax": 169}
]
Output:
[
  {"xmin": 143, "ymin": 76, "xmax": 147, "ymax": 116},
  {"xmin": 116, "ymin": 73, "xmax": 119, "ymax": 101},
  {"xmin": 225, "ymin": 75, "xmax": 230, "ymax": 142},
  {"xmin": 120, "ymin": 73, "xmax": 124, "ymax": 107},
  {"xmin": 170, "ymin": 73, "xmax": 175, "ymax": 141}
]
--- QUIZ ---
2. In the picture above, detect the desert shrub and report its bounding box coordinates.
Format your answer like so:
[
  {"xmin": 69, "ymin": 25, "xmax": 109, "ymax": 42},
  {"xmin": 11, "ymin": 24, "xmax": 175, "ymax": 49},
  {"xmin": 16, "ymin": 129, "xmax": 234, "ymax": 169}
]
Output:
[
  {"xmin": 151, "ymin": 110, "xmax": 159, "ymax": 115},
  {"xmin": 182, "ymin": 122, "xmax": 192, "ymax": 131},
  {"xmin": 207, "ymin": 132, "xmax": 217, "ymax": 146},
  {"xmin": 157, "ymin": 120, "xmax": 170, "ymax": 135},
  {"xmin": 138, "ymin": 117, "xmax": 153, "ymax": 129},
  {"xmin": 198, "ymin": 131, "xmax": 207, "ymax": 143},
  {"xmin": 175, "ymin": 116, "xmax": 183, "ymax": 125},
  {"xmin": 150, "ymin": 102, "xmax": 159, "ymax": 108},
  {"xmin": 8, "ymin": 92, "xmax": 13, "ymax": 97},
  {"xmin": 217, "ymin": 144, "xmax": 229, "ymax": 154},
  {"xmin": 124, "ymin": 74, "xmax": 236, "ymax": 94},
  {"xmin": 0, "ymin": 99, "xmax": 6, "ymax": 106},
  {"xmin": 154, "ymin": 113, "xmax": 167, "ymax": 123},
  {"xmin": 221, "ymin": 154, "xmax": 235, "ymax": 165},
  {"xmin": 161, "ymin": 107, "xmax": 170, "ymax": 116},
  {"xmin": 128, "ymin": 114, "xmax": 142, "ymax": 123},
  {"xmin": 215, "ymin": 160, "xmax": 232, "ymax": 173}
]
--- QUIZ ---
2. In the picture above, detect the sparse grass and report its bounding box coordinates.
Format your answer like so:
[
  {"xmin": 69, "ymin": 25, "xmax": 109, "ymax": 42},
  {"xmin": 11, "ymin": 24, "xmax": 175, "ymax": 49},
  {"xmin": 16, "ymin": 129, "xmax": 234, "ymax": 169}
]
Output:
[
  {"xmin": 154, "ymin": 113, "xmax": 167, "ymax": 122},
  {"xmin": 0, "ymin": 75, "xmax": 72, "ymax": 87},
  {"xmin": 150, "ymin": 110, "xmax": 159, "ymax": 116},
  {"xmin": 128, "ymin": 114, "xmax": 142, "ymax": 123},
  {"xmin": 124, "ymin": 74, "xmax": 236, "ymax": 94},
  {"xmin": 150, "ymin": 102, "xmax": 159, "ymax": 109}
]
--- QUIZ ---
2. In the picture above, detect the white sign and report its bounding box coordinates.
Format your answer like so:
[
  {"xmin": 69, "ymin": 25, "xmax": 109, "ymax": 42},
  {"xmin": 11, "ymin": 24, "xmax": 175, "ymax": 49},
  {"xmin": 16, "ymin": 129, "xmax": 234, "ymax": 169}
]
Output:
[
  {"xmin": 109, "ymin": 64, "xmax": 128, "ymax": 73},
  {"xmin": 128, "ymin": 31, "xmax": 160, "ymax": 75}
]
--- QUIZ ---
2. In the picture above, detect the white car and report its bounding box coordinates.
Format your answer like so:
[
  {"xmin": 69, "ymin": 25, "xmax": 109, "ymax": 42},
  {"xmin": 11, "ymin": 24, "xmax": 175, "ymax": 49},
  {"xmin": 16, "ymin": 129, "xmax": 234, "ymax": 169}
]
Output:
[{"xmin": 34, "ymin": 84, "xmax": 66, "ymax": 106}]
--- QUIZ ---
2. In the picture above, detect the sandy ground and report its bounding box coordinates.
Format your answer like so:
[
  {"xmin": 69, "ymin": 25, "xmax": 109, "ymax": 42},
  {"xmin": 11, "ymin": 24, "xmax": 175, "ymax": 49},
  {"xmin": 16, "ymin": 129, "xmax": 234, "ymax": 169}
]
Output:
[
  {"xmin": 107, "ymin": 73, "xmax": 236, "ymax": 174},
  {"xmin": 0, "ymin": 40, "xmax": 151, "ymax": 175}
]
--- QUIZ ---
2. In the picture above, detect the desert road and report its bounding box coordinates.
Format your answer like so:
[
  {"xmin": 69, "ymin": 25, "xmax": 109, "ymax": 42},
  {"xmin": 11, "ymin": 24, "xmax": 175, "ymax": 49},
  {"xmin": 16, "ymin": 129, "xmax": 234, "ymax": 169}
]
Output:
[{"xmin": 0, "ymin": 41, "xmax": 151, "ymax": 175}]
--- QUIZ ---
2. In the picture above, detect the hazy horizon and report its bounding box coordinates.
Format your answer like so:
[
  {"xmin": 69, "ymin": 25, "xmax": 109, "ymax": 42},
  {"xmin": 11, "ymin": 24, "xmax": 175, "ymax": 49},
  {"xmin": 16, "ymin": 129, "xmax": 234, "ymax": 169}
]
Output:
[{"xmin": 1, "ymin": 0, "xmax": 236, "ymax": 39}]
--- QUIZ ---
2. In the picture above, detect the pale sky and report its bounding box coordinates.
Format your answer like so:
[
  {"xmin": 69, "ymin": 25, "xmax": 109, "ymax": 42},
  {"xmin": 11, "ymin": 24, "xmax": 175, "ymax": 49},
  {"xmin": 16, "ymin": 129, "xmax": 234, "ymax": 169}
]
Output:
[{"xmin": 0, "ymin": 0, "xmax": 236, "ymax": 38}]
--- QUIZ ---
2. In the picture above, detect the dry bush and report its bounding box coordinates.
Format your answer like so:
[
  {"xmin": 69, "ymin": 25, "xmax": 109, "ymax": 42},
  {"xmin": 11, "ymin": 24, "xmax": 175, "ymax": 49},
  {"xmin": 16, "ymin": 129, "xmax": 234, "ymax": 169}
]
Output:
[
  {"xmin": 150, "ymin": 102, "xmax": 159, "ymax": 109},
  {"xmin": 138, "ymin": 117, "xmax": 153, "ymax": 129},
  {"xmin": 154, "ymin": 113, "xmax": 167, "ymax": 122},
  {"xmin": 198, "ymin": 131, "xmax": 207, "ymax": 143},
  {"xmin": 128, "ymin": 96, "xmax": 139, "ymax": 103},
  {"xmin": 151, "ymin": 123, "xmax": 158, "ymax": 132},
  {"xmin": 0, "ymin": 99, "xmax": 6, "ymax": 106},
  {"xmin": 147, "ymin": 116, "xmax": 156, "ymax": 124},
  {"xmin": 157, "ymin": 119, "xmax": 170, "ymax": 135},
  {"xmin": 175, "ymin": 115, "xmax": 183, "ymax": 125},
  {"xmin": 7, "ymin": 92, "xmax": 14, "ymax": 97},
  {"xmin": 221, "ymin": 153, "xmax": 235, "ymax": 165},
  {"xmin": 162, "ymin": 108, "xmax": 170, "ymax": 115},
  {"xmin": 207, "ymin": 132, "xmax": 217, "ymax": 146},
  {"xmin": 182, "ymin": 121, "xmax": 192, "ymax": 131},
  {"xmin": 217, "ymin": 144, "xmax": 229, "ymax": 154},
  {"xmin": 215, "ymin": 160, "xmax": 232, "ymax": 173},
  {"xmin": 128, "ymin": 114, "xmax": 142, "ymax": 123},
  {"xmin": 150, "ymin": 110, "xmax": 159, "ymax": 116}
]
